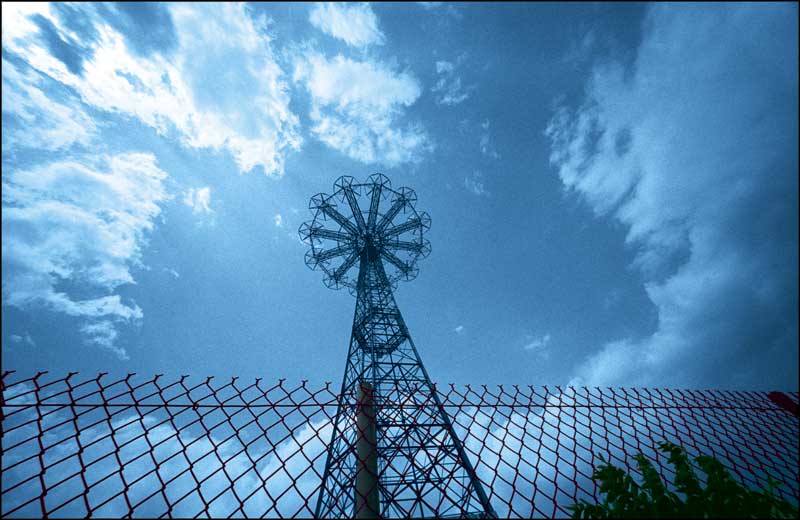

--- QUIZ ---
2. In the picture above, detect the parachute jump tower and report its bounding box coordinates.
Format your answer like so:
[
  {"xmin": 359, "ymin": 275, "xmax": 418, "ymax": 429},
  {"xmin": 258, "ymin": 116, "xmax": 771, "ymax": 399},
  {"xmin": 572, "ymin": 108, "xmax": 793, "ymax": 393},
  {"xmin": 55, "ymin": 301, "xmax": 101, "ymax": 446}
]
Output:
[{"xmin": 300, "ymin": 175, "xmax": 495, "ymax": 518}]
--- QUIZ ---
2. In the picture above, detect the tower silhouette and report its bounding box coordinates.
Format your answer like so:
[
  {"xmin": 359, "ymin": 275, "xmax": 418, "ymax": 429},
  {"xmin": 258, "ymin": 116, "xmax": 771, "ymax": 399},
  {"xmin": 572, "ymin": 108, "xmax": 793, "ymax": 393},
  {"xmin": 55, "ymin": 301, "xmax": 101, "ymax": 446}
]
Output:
[{"xmin": 300, "ymin": 175, "xmax": 495, "ymax": 518}]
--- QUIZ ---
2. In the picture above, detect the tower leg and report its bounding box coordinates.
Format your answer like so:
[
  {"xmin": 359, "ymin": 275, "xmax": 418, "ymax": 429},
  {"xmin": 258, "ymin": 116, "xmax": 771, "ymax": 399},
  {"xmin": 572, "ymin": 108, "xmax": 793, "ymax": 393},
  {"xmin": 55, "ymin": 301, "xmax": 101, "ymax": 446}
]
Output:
[{"xmin": 355, "ymin": 381, "xmax": 380, "ymax": 518}]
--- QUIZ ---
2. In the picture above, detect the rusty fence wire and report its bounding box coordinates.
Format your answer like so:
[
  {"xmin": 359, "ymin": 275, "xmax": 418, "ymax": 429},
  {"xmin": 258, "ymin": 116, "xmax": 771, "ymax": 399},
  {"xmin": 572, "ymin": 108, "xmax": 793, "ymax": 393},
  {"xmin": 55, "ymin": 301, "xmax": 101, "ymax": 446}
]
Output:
[{"xmin": 1, "ymin": 371, "xmax": 798, "ymax": 518}]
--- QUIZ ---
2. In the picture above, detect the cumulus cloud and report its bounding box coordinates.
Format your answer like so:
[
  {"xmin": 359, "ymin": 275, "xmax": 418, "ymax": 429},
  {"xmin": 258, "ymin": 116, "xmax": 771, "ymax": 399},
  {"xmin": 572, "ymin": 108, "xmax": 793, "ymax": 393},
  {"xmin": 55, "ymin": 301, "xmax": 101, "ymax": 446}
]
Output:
[
  {"xmin": 273, "ymin": 213, "xmax": 283, "ymax": 227},
  {"xmin": 294, "ymin": 52, "xmax": 432, "ymax": 165},
  {"xmin": 183, "ymin": 186, "xmax": 213, "ymax": 214},
  {"xmin": 547, "ymin": 3, "xmax": 798, "ymax": 389},
  {"xmin": 2, "ymin": 153, "xmax": 170, "ymax": 359},
  {"xmin": 1, "ymin": 2, "xmax": 301, "ymax": 175},
  {"xmin": 309, "ymin": 3, "xmax": 384, "ymax": 48},
  {"xmin": 432, "ymin": 56, "xmax": 471, "ymax": 106}
]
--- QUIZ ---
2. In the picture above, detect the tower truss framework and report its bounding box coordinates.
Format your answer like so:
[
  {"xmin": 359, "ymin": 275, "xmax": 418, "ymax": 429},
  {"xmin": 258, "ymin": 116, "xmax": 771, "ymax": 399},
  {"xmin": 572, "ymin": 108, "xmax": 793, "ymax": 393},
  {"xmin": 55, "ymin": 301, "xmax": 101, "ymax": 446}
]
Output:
[{"xmin": 300, "ymin": 175, "xmax": 495, "ymax": 518}]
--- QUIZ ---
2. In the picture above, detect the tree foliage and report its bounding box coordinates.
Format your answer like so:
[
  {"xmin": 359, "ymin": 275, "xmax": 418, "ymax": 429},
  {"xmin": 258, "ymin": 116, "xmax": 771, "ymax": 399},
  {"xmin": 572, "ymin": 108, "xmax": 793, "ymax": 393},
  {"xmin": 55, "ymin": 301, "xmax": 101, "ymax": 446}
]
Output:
[{"xmin": 569, "ymin": 441, "xmax": 798, "ymax": 519}]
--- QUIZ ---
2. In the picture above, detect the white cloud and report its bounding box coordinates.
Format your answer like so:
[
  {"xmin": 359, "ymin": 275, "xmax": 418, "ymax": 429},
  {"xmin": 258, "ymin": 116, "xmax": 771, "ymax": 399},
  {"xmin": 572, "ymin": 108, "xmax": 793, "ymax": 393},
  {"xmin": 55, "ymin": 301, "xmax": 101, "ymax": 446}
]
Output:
[
  {"xmin": 163, "ymin": 267, "xmax": 180, "ymax": 279},
  {"xmin": 0, "ymin": 2, "xmax": 50, "ymax": 44},
  {"xmin": 273, "ymin": 213, "xmax": 283, "ymax": 227},
  {"xmin": 454, "ymin": 325, "xmax": 464, "ymax": 334},
  {"xmin": 309, "ymin": 3, "xmax": 384, "ymax": 48},
  {"xmin": 1, "ymin": 3, "xmax": 301, "ymax": 175},
  {"xmin": 436, "ymin": 61, "xmax": 454, "ymax": 74},
  {"xmin": 432, "ymin": 56, "xmax": 471, "ymax": 106},
  {"xmin": 547, "ymin": 4, "xmax": 798, "ymax": 389},
  {"xmin": 417, "ymin": 2, "xmax": 462, "ymax": 20},
  {"xmin": 523, "ymin": 333, "xmax": 551, "ymax": 352},
  {"xmin": 464, "ymin": 171, "xmax": 488, "ymax": 197},
  {"xmin": 294, "ymin": 52, "xmax": 432, "ymax": 165},
  {"xmin": 2, "ymin": 57, "xmax": 95, "ymax": 151},
  {"xmin": 81, "ymin": 320, "xmax": 126, "ymax": 360},
  {"xmin": 9, "ymin": 333, "xmax": 36, "ymax": 348},
  {"xmin": 479, "ymin": 119, "xmax": 500, "ymax": 159},
  {"xmin": 2, "ymin": 153, "xmax": 170, "ymax": 359},
  {"xmin": 183, "ymin": 186, "xmax": 213, "ymax": 214}
]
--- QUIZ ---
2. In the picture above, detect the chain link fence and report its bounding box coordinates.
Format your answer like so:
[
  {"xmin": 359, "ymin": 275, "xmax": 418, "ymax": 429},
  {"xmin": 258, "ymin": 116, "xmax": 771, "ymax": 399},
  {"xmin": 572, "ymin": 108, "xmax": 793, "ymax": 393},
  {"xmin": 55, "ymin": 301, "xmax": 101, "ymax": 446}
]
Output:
[{"xmin": 2, "ymin": 371, "xmax": 797, "ymax": 518}]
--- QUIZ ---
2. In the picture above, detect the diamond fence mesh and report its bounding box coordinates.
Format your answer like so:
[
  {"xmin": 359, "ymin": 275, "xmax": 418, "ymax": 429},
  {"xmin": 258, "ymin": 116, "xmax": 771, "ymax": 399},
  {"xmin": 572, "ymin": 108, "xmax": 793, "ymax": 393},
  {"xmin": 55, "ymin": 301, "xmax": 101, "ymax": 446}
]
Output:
[{"xmin": 1, "ymin": 370, "xmax": 798, "ymax": 518}]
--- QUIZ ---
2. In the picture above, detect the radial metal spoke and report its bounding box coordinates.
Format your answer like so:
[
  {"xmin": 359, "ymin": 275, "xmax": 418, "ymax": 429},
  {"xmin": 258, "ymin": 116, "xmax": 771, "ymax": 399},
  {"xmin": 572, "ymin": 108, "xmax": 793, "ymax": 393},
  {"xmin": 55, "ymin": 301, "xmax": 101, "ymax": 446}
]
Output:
[
  {"xmin": 382, "ymin": 218, "xmax": 422, "ymax": 238},
  {"xmin": 384, "ymin": 240, "xmax": 424, "ymax": 253},
  {"xmin": 320, "ymin": 202, "xmax": 360, "ymax": 235},
  {"xmin": 310, "ymin": 227, "xmax": 352, "ymax": 242},
  {"xmin": 333, "ymin": 250, "xmax": 359, "ymax": 281},
  {"xmin": 367, "ymin": 183, "xmax": 382, "ymax": 229},
  {"xmin": 343, "ymin": 187, "xmax": 367, "ymax": 231},
  {"xmin": 376, "ymin": 197, "xmax": 405, "ymax": 232},
  {"xmin": 380, "ymin": 249, "xmax": 411, "ymax": 274},
  {"xmin": 315, "ymin": 244, "xmax": 354, "ymax": 262}
]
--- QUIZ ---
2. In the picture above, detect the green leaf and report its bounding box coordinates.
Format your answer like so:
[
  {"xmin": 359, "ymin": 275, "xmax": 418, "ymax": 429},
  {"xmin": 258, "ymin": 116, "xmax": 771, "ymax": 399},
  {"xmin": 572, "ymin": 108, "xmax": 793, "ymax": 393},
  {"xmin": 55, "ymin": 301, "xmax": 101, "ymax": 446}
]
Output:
[{"xmin": 568, "ymin": 443, "xmax": 799, "ymax": 519}]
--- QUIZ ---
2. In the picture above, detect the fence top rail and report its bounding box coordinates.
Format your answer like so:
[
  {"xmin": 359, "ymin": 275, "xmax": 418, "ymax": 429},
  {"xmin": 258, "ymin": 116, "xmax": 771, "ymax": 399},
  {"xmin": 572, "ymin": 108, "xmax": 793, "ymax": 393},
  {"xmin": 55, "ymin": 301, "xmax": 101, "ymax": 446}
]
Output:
[{"xmin": 2, "ymin": 371, "xmax": 798, "ymax": 417}]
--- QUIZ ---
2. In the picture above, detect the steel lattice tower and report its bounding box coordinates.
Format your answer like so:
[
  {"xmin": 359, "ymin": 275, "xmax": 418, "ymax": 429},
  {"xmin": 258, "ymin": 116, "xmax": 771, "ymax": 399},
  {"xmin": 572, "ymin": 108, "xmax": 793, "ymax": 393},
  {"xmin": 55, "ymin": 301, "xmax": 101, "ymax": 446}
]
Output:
[{"xmin": 300, "ymin": 175, "xmax": 496, "ymax": 519}]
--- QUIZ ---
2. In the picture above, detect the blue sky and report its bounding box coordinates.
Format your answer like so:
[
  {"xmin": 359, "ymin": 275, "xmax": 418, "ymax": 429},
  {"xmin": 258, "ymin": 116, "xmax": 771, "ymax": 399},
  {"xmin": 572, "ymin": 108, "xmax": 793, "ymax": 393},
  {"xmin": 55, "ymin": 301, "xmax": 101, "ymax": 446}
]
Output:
[{"xmin": 2, "ymin": 2, "xmax": 797, "ymax": 391}]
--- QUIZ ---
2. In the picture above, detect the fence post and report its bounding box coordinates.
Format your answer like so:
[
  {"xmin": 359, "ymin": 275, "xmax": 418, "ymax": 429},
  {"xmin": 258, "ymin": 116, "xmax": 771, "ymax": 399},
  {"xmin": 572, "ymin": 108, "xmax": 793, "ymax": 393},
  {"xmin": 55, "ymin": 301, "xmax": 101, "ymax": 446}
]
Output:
[{"xmin": 355, "ymin": 381, "xmax": 380, "ymax": 518}]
